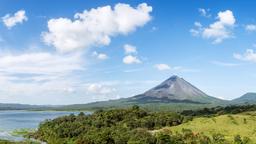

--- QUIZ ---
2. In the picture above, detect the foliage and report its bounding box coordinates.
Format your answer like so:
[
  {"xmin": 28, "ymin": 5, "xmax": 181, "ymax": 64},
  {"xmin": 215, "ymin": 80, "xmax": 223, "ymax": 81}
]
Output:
[
  {"xmin": 0, "ymin": 139, "xmax": 39, "ymax": 144},
  {"xmin": 181, "ymin": 104, "xmax": 256, "ymax": 117},
  {"xmin": 29, "ymin": 105, "xmax": 256, "ymax": 143},
  {"xmin": 30, "ymin": 106, "xmax": 184, "ymax": 144},
  {"xmin": 168, "ymin": 112, "xmax": 256, "ymax": 142}
]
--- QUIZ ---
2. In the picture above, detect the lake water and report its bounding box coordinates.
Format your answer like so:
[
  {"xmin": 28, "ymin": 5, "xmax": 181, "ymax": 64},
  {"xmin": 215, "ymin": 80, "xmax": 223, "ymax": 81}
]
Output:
[{"xmin": 0, "ymin": 110, "xmax": 86, "ymax": 141}]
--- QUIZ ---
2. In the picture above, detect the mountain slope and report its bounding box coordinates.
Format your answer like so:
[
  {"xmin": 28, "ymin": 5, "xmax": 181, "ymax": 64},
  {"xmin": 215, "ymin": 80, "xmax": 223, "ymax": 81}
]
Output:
[
  {"xmin": 231, "ymin": 92, "xmax": 256, "ymax": 104},
  {"xmin": 129, "ymin": 75, "xmax": 224, "ymax": 104}
]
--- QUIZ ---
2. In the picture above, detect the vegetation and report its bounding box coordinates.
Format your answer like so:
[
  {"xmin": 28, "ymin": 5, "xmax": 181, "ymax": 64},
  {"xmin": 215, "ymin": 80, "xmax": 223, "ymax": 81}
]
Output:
[
  {"xmin": 11, "ymin": 129, "xmax": 35, "ymax": 137},
  {"xmin": 55, "ymin": 100, "xmax": 224, "ymax": 112},
  {"xmin": 3, "ymin": 105, "xmax": 256, "ymax": 143},
  {"xmin": 181, "ymin": 104, "xmax": 256, "ymax": 116},
  {"xmin": 27, "ymin": 105, "xmax": 256, "ymax": 144},
  {"xmin": 30, "ymin": 105, "xmax": 185, "ymax": 143},
  {"xmin": 0, "ymin": 139, "xmax": 39, "ymax": 144},
  {"xmin": 165, "ymin": 112, "xmax": 256, "ymax": 142}
]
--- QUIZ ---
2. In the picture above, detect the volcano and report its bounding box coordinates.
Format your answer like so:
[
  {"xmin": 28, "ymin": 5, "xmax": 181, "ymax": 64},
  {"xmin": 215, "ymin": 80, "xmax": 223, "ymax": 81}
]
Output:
[{"xmin": 130, "ymin": 75, "xmax": 223, "ymax": 104}]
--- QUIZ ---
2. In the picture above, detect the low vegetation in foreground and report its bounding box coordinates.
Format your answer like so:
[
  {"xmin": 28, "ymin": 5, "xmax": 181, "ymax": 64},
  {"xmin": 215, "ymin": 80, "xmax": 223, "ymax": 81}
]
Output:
[{"xmin": 0, "ymin": 140, "xmax": 39, "ymax": 144}]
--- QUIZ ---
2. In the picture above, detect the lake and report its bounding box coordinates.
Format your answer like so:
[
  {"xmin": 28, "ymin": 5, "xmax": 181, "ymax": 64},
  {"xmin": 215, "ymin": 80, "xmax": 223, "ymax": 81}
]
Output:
[{"xmin": 0, "ymin": 110, "xmax": 88, "ymax": 141}]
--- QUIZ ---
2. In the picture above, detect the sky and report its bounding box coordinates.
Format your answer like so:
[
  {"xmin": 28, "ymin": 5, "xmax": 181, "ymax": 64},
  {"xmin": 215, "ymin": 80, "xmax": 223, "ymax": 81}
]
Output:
[{"xmin": 0, "ymin": 0, "xmax": 256, "ymax": 105}]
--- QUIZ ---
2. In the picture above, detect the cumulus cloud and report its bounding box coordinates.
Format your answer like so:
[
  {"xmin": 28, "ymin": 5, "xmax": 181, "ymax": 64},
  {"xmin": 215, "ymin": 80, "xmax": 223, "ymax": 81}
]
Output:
[
  {"xmin": 154, "ymin": 64, "xmax": 171, "ymax": 71},
  {"xmin": 234, "ymin": 49, "xmax": 256, "ymax": 63},
  {"xmin": 123, "ymin": 55, "xmax": 141, "ymax": 64},
  {"xmin": 191, "ymin": 10, "xmax": 236, "ymax": 44},
  {"xmin": 2, "ymin": 10, "xmax": 28, "ymax": 29},
  {"xmin": 0, "ymin": 52, "xmax": 83, "ymax": 81},
  {"xmin": 0, "ymin": 52, "xmax": 86, "ymax": 104},
  {"xmin": 245, "ymin": 24, "xmax": 256, "ymax": 32},
  {"xmin": 122, "ymin": 44, "xmax": 142, "ymax": 64},
  {"xmin": 87, "ymin": 83, "xmax": 116, "ymax": 94},
  {"xmin": 42, "ymin": 3, "xmax": 152, "ymax": 53},
  {"xmin": 124, "ymin": 44, "xmax": 137, "ymax": 54},
  {"xmin": 203, "ymin": 10, "xmax": 235, "ymax": 43},
  {"xmin": 190, "ymin": 22, "xmax": 203, "ymax": 36},
  {"xmin": 198, "ymin": 8, "xmax": 211, "ymax": 18},
  {"xmin": 92, "ymin": 51, "xmax": 108, "ymax": 60}
]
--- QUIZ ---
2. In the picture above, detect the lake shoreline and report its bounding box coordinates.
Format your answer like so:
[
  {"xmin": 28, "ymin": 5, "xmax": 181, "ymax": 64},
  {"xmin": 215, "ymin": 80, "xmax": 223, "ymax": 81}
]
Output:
[{"xmin": 0, "ymin": 110, "xmax": 90, "ymax": 142}]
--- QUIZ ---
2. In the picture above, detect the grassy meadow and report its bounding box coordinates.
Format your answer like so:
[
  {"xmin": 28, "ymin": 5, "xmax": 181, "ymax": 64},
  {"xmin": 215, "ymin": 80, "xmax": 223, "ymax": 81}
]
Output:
[{"xmin": 165, "ymin": 111, "xmax": 256, "ymax": 142}]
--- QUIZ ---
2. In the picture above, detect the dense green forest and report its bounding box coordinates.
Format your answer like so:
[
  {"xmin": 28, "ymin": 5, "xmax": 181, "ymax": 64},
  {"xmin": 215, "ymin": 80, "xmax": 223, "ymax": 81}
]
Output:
[{"xmin": 29, "ymin": 105, "xmax": 185, "ymax": 143}]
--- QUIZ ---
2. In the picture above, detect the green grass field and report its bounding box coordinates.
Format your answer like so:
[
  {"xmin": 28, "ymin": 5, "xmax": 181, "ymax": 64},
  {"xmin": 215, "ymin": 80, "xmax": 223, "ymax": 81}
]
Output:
[{"xmin": 165, "ymin": 111, "xmax": 256, "ymax": 142}]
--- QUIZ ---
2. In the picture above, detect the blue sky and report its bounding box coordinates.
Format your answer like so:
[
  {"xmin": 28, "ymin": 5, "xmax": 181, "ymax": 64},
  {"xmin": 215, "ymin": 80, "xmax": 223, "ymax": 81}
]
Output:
[{"xmin": 0, "ymin": 0, "xmax": 256, "ymax": 104}]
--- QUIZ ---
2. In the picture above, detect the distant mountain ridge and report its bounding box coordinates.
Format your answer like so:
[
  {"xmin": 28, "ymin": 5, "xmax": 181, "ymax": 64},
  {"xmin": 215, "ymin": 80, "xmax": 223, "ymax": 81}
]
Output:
[
  {"xmin": 0, "ymin": 103, "xmax": 56, "ymax": 110},
  {"xmin": 231, "ymin": 92, "xmax": 256, "ymax": 104},
  {"xmin": 130, "ymin": 75, "xmax": 224, "ymax": 104}
]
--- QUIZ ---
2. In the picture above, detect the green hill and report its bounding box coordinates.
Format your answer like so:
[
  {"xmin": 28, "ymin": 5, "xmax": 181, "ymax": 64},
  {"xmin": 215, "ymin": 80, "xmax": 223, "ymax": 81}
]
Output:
[
  {"xmin": 0, "ymin": 103, "xmax": 51, "ymax": 110},
  {"xmin": 231, "ymin": 93, "xmax": 256, "ymax": 104},
  {"xmin": 164, "ymin": 111, "xmax": 256, "ymax": 141}
]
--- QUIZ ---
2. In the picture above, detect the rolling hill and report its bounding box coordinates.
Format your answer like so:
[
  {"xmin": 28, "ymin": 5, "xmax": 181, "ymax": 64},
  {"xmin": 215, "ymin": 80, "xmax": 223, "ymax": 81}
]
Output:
[
  {"xmin": 231, "ymin": 92, "xmax": 256, "ymax": 104},
  {"xmin": 163, "ymin": 111, "xmax": 256, "ymax": 141},
  {"xmin": 0, "ymin": 103, "xmax": 56, "ymax": 110}
]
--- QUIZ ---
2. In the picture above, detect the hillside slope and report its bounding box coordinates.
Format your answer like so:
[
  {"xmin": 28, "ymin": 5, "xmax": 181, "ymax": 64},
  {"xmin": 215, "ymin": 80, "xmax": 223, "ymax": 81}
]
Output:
[
  {"xmin": 166, "ymin": 111, "xmax": 256, "ymax": 141},
  {"xmin": 231, "ymin": 93, "xmax": 256, "ymax": 104}
]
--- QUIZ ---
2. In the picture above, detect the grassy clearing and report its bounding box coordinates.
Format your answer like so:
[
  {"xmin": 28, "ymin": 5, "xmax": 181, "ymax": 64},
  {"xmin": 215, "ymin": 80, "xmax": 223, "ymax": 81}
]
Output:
[
  {"xmin": 166, "ymin": 111, "xmax": 256, "ymax": 142},
  {"xmin": 11, "ymin": 128, "xmax": 35, "ymax": 137}
]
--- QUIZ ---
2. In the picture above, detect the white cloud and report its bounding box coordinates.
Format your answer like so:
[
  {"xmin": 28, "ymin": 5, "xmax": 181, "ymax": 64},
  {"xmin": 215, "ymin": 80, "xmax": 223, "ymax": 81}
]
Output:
[
  {"xmin": 154, "ymin": 64, "xmax": 199, "ymax": 73},
  {"xmin": 123, "ymin": 55, "xmax": 141, "ymax": 64},
  {"xmin": 211, "ymin": 60, "xmax": 240, "ymax": 67},
  {"xmin": 198, "ymin": 8, "xmax": 211, "ymax": 18},
  {"xmin": 2, "ymin": 10, "xmax": 28, "ymax": 29},
  {"xmin": 97, "ymin": 53, "xmax": 108, "ymax": 60},
  {"xmin": 191, "ymin": 10, "xmax": 236, "ymax": 44},
  {"xmin": 234, "ymin": 49, "xmax": 256, "ymax": 63},
  {"xmin": 92, "ymin": 51, "xmax": 108, "ymax": 60},
  {"xmin": 245, "ymin": 24, "xmax": 256, "ymax": 32},
  {"xmin": 124, "ymin": 44, "xmax": 137, "ymax": 54},
  {"xmin": 87, "ymin": 83, "xmax": 116, "ymax": 94},
  {"xmin": 202, "ymin": 10, "xmax": 235, "ymax": 43},
  {"xmin": 154, "ymin": 64, "xmax": 171, "ymax": 71},
  {"xmin": 0, "ymin": 52, "xmax": 83, "ymax": 81},
  {"xmin": 0, "ymin": 51, "xmax": 86, "ymax": 104},
  {"xmin": 42, "ymin": 3, "xmax": 152, "ymax": 53},
  {"xmin": 194, "ymin": 21, "xmax": 202, "ymax": 27},
  {"xmin": 190, "ymin": 22, "xmax": 202, "ymax": 36}
]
